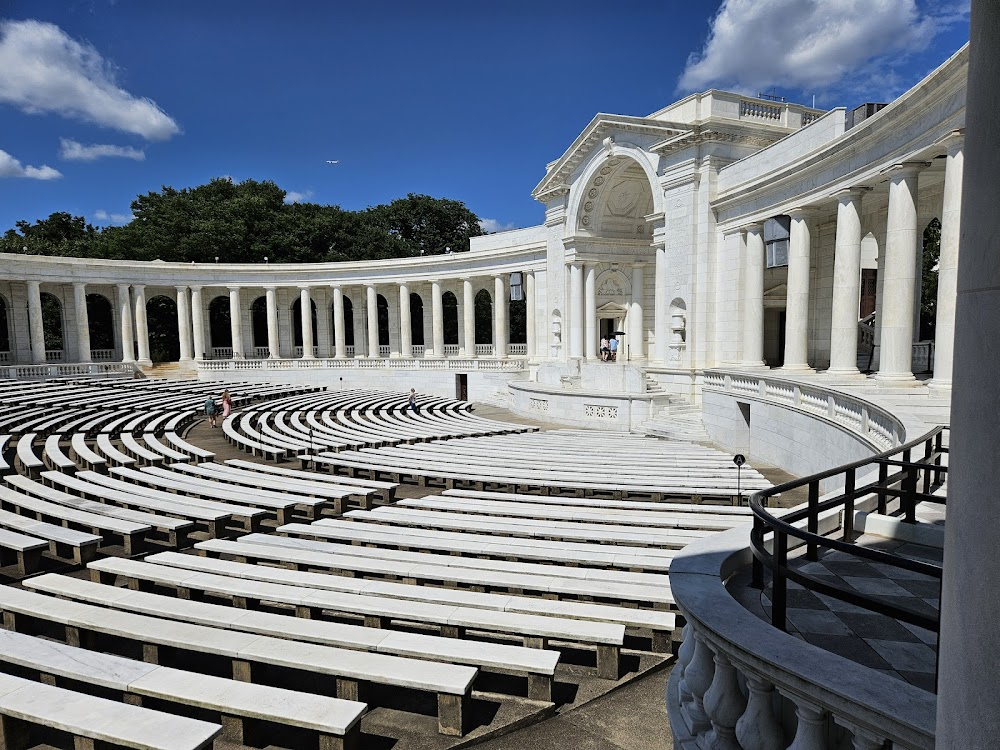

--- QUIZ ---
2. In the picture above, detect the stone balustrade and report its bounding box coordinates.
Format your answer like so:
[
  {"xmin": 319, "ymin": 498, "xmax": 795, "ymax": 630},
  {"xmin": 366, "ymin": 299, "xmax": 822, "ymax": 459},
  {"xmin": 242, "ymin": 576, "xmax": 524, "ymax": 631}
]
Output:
[
  {"xmin": 703, "ymin": 369, "xmax": 904, "ymax": 452},
  {"xmin": 668, "ymin": 524, "xmax": 936, "ymax": 750},
  {"xmin": 197, "ymin": 357, "xmax": 524, "ymax": 373},
  {"xmin": 2, "ymin": 362, "xmax": 136, "ymax": 380}
]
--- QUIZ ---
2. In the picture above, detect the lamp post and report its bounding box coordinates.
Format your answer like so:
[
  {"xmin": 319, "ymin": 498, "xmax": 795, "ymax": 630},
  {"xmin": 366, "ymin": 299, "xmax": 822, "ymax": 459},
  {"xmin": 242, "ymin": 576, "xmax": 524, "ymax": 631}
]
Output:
[{"xmin": 734, "ymin": 454, "xmax": 746, "ymax": 504}]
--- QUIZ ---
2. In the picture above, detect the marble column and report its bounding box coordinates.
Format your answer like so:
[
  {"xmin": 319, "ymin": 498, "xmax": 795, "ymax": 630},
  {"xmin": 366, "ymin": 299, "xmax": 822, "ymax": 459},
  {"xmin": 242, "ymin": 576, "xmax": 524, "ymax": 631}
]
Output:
[
  {"xmin": 828, "ymin": 189, "xmax": 867, "ymax": 375},
  {"xmin": 929, "ymin": 135, "xmax": 964, "ymax": 389},
  {"xmin": 264, "ymin": 286, "xmax": 279, "ymax": 358},
  {"xmin": 876, "ymin": 164, "xmax": 924, "ymax": 383},
  {"xmin": 629, "ymin": 264, "xmax": 645, "ymax": 360},
  {"xmin": 494, "ymin": 275, "xmax": 508, "ymax": 357},
  {"xmin": 526, "ymin": 271, "xmax": 536, "ymax": 358},
  {"xmin": 936, "ymin": 5, "xmax": 1000, "ymax": 744},
  {"xmin": 132, "ymin": 285, "xmax": 151, "ymax": 365},
  {"xmin": 783, "ymin": 208, "xmax": 814, "ymax": 371},
  {"xmin": 654, "ymin": 245, "xmax": 668, "ymax": 363},
  {"xmin": 117, "ymin": 283, "xmax": 135, "ymax": 364},
  {"xmin": 462, "ymin": 278, "xmax": 475, "ymax": 357},
  {"xmin": 190, "ymin": 286, "xmax": 205, "ymax": 361},
  {"xmin": 73, "ymin": 282, "xmax": 91, "ymax": 363},
  {"xmin": 398, "ymin": 283, "xmax": 412, "ymax": 357},
  {"xmin": 431, "ymin": 280, "xmax": 445, "ymax": 358},
  {"xmin": 175, "ymin": 286, "xmax": 193, "ymax": 362},
  {"xmin": 742, "ymin": 224, "xmax": 766, "ymax": 367},
  {"xmin": 314, "ymin": 289, "xmax": 331, "ymax": 358},
  {"xmin": 332, "ymin": 286, "xmax": 347, "ymax": 359},
  {"xmin": 299, "ymin": 287, "xmax": 314, "ymax": 358},
  {"xmin": 569, "ymin": 262, "xmax": 584, "ymax": 359},
  {"xmin": 228, "ymin": 286, "xmax": 244, "ymax": 358},
  {"xmin": 584, "ymin": 264, "xmax": 597, "ymax": 360},
  {"xmin": 26, "ymin": 281, "xmax": 46, "ymax": 364},
  {"xmin": 366, "ymin": 284, "xmax": 379, "ymax": 357}
]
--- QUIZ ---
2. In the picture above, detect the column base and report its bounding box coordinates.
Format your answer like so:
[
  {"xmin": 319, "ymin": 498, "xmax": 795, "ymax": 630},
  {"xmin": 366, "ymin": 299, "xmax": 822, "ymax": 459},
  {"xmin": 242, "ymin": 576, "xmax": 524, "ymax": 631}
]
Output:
[
  {"xmin": 424, "ymin": 353, "xmax": 444, "ymax": 360},
  {"xmin": 823, "ymin": 367, "xmax": 867, "ymax": 379},
  {"xmin": 927, "ymin": 378, "xmax": 952, "ymax": 392},
  {"xmin": 874, "ymin": 371, "xmax": 920, "ymax": 386},
  {"xmin": 137, "ymin": 358, "xmax": 152, "ymax": 367},
  {"xmin": 780, "ymin": 364, "xmax": 814, "ymax": 373},
  {"xmin": 739, "ymin": 360, "xmax": 768, "ymax": 369}
]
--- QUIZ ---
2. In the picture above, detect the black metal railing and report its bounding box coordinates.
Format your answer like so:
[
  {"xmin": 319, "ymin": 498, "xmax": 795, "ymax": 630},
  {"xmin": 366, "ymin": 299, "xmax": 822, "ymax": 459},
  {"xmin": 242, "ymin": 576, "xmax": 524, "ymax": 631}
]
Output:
[{"xmin": 750, "ymin": 426, "xmax": 948, "ymax": 635}]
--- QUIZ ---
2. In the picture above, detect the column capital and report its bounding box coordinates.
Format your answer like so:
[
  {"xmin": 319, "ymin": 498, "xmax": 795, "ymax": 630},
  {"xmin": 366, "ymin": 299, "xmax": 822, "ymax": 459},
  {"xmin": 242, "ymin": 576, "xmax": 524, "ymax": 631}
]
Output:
[
  {"xmin": 832, "ymin": 186, "xmax": 871, "ymax": 202},
  {"xmin": 174, "ymin": 284, "xmax": 188, "ymax": 293},
  {"xmin": 116, "ymin": 282, "xmax": 130, "ymax": 291},
  {"xmin": 883, "ymin": 161, "xmax": 930, "ymax": 180},
  {"xmin": 937, "ymin": 128, "xmax": 965, "ymax": 154},
  {"xmin": 786, "ymin": 206, "xmax": 819, "ymax": 219},
  {"xmin": 72, "ymin": 280, "xmax": 87, "ymax": 289},
  {"xmin": 328, "ymin": 283, "xmax": 342, "ymax": 290},
  {"xmin": 262, "ymin": 285, "xmax": 277, "ymax": 292},
  {"xmin": 227, "ymin": 285, "xmax": 242, "ymax": 292},
  {"xmin": 740, "ymin": 221, "xmax": 763, "ymax": 233},
  {"xmin": 188, "ymin": 284, "xmax": 203, "ymax": 292},
  {"xmin": 131, "ymin": 283, "xmax": 145, "ymax": 291},
  {"xmin": 630, "ymin": 261, "xmax": 647, "ymax": 269}
]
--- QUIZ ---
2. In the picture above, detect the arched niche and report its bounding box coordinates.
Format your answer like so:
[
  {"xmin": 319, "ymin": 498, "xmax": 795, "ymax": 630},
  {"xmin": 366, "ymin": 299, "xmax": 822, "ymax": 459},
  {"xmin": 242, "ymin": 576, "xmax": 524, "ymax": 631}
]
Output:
[
  {"xmin": 208, "ymin": 296, "xmax": 231, "ymax": 349},
  {"xmin": 474, "ymin": 289, "xmax": 493, "ymax": 344},
  {"xmin": 86, "ymin": 294, "xmax": 115, "ymax": 351},
  {"xmin": 250, "ymin": 297, "xmax": 268, "ymax": 350},
  {"xmin": 376, "ymin": 294, "xmax": 390, "ymax": 348},
  {"xmin": 38, "ymin": 292, "xmax": 64, "ymax": 354},
  {"xmin": 410, "ymin": 293, "xmax": 425, "ymax": 346},
  {"xmin": 146, "ymin": 295, "xmax": 179, "ymax": 363},
  {"xmin": 574, "ymin": 156, "xmax": 655, "ymax": 242},
  {"xmin": 442, "ymin": 291, "xmax": 458, "ymax": 345}
]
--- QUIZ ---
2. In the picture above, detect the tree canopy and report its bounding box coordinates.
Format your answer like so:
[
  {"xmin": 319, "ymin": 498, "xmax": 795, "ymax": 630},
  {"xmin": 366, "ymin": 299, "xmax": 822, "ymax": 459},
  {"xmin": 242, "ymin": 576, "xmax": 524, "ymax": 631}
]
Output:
[{"xmin": 0, "ymin": 179, "xmax": 485, "ymax": 264}]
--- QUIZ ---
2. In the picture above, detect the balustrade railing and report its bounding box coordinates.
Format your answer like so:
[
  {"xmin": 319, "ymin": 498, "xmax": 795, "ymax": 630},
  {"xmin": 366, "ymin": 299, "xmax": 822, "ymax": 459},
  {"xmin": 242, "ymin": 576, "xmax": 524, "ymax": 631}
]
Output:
[
  {"xmin": 209, "ymin": 347, "xmax": 234, "ymax": 359},
  {"xmin": 3, "ymin": 362, "xmax": 136, "ymax": 380},
  {"xmin": 197, "ymin": 357, "xmax": 524, "ymax": 373},
  {"xmin": 0, "ymin": 352, "xmax": 9, "ymax": 364},
  {"xmin": 45, "ymin": 350, "xmax": 63, "ymax": 362},
  {"xmin": 411, "ymin": 345, "xmax": 426, "ymax": 357},
  {"xmin": 90, "ymin": 349, "xmax": 116, "ymax": 361},
  {"xmin": 292, "ymin": 346, "xmax": 319, "ymax": 358},
  {"xmin": 251, "ymin": 346, "xmax": 270, "ymax": 359},
  {"xmin": 443, "ymin": 344, "xmax": 460, "ymax": 356},
  {"xmin": 508, "ymin": 343, "xmax": 527, "ymax": 356},
  {"xmin": 740, "ymin": 99, "xmax": 782, "ymax": 120},
  {"xmin": 475, "ymin": 343, "xmax": 494, "ymax": 356},
  {"xmin": 378, "ymin": 345, "xmax": 390, "ymax": 357},
  {"xmin": 345, "ymin": 345, "xmax": 356, "ymax": 357}
]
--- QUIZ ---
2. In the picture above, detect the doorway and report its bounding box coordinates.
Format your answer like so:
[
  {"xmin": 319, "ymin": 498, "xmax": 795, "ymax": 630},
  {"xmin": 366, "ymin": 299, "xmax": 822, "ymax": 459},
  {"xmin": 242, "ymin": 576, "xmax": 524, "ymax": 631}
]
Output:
[{"xmin": 456, "ymin": 374, "xmax": 468, "ymax": 401}]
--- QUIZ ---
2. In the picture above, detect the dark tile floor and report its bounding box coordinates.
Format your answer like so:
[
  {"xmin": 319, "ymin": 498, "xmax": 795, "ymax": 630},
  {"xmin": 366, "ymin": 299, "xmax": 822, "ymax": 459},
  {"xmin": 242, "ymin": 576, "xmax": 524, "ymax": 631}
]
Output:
[{"xmin": 731, "ymin": 534, "xmax": 942, "ymax": 693}]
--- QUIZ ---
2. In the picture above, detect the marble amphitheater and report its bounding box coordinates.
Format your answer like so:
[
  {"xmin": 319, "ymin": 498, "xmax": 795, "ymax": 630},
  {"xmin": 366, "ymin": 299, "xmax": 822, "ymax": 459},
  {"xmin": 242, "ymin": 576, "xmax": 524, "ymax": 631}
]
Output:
[{"xmin": 0, "ymin": 15, "xmax": 996, "ymax": 750}]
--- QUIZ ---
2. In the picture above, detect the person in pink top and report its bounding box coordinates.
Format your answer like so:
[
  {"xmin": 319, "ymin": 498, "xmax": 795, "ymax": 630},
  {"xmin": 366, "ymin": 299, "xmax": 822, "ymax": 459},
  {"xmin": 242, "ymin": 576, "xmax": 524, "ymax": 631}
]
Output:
[{"xmin": 221, "ymin": 390, "xmax": 232, "ymax": 419}]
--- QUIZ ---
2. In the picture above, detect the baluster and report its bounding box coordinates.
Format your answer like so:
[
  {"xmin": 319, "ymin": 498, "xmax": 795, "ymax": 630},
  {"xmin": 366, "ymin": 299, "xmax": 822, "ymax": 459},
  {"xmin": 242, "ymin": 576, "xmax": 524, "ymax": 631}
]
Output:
[
  {"xmin": 681, "ymin": 633, "xmax": 715, "ymax": 735},
  {"xmin": 701, "ymin": 652, "xmax": 747, "ymax": 750},
  {"xmin": 785, "ymin": 697, "xmax": 828, "ymax": 750},
  {"xmin": 676, "ymin": 623, "xmax": 696, "ymax": 705},
  {"xmin": 736, "ymin": 675, "xmax": 785, "ymax": 750},
  {"xmin": 833, "ymin": 720, "xmax": 886, "ymax": 750}
]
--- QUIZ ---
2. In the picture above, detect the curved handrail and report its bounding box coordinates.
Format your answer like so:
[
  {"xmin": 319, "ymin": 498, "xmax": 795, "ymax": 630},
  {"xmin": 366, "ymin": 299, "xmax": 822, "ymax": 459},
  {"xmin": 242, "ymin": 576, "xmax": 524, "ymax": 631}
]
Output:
[{"xmin": 748, "ymin": 424, "xmax": 947, "ymax": 638}]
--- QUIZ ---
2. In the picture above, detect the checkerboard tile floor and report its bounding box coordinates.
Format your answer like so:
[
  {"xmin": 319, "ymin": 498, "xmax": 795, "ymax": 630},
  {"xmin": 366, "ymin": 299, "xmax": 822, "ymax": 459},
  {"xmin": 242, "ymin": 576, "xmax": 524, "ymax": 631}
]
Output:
[{"xmin": 741, "ymin": 535, "xmax": 941, "ymax": 693}]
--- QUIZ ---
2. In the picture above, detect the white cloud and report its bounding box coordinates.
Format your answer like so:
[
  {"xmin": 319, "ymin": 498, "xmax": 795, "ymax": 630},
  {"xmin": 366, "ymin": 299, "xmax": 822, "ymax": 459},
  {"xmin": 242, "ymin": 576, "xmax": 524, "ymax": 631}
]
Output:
[
  {"xmin": 677, "ymin": 0, "xmax": 967, "ymax": 97},
  {"xmin": 93, "ymin": 209, "xmax": 133, "ymax": 225},
  {"xmin": 0, "ymin": 19, "xmax": 179, "ymax": 140},
  {"xmin": 284, "ymin": 190, "xmax": 314, "ymax": 204},
  {"xmin": 59, "ymin": 138, "xmax": 144, "ymax": 162},
  {"xmin": 0, "ymin": 148, "xmax": 61, "ymax": 180},
  {"xmin": 479, "ymin": 218, "xmax": 515, "ymax": 233}
]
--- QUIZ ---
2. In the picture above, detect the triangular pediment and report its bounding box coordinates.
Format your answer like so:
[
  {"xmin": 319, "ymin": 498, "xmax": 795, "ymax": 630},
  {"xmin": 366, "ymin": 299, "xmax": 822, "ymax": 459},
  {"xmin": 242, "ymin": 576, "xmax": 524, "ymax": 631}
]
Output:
[{"xmin": 532, "ymin": 114, "xmax": 689, "ymax": 203}]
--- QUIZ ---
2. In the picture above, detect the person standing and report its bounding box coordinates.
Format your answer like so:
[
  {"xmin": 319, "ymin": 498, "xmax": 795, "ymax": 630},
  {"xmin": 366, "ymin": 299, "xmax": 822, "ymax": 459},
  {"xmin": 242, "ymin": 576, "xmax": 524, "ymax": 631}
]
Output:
[
  {"xmin": 408, "ymin": 388, "xmax": 418, "ymax": 413},
  {"xmin": 221, "ymin": 390, "xmax": 232, "ymax": 419},
  {"xmin": 608, "ymin": 335, "xmax": 619, "ymax": 362},
  {"xmin": 204, "ymin": 395, "xmax": 218, "ymax": 428},
  {"xmin": 600, "ymin": 336, "xmax": 609, "ymax": 362}
]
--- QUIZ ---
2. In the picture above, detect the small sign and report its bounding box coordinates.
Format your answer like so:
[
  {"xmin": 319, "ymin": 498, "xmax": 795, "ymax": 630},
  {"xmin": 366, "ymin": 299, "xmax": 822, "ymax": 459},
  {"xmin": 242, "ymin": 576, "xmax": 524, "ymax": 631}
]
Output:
[{"xmin": 733, "ymin": 454, "xmax": 746, "ymax": 467}]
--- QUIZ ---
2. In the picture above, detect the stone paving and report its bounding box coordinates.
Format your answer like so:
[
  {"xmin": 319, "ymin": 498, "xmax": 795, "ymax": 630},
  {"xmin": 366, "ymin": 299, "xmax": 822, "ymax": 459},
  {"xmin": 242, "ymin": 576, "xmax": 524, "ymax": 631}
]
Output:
[{"xmin": 731, "ymin": 533, "xmax": 942, "ymax": 693}]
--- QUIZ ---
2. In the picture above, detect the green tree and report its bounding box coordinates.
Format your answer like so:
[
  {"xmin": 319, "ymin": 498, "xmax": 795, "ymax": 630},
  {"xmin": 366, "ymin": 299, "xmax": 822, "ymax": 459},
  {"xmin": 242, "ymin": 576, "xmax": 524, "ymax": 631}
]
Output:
[
  {"xmin": 920, "ymin": 218, "xmax": 941, "ymax": 340},
  {"xmin": 371, "ymin": 193, "xmax": 483, "ymax": 257}
]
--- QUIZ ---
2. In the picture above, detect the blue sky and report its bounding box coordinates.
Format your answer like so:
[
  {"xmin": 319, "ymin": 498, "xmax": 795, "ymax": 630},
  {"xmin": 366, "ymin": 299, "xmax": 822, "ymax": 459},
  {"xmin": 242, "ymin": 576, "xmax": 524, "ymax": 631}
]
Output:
[{"xmin": 0, "ymin": 0, "xmax": 970, "ymax": 235}]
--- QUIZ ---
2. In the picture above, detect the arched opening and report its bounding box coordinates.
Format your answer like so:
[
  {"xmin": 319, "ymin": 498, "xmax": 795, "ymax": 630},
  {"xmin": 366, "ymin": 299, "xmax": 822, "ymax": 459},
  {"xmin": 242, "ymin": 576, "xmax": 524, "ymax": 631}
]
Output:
[
  {"xmin": 0, "ymin": 298, "xmax": 9, "ymax": 359},
  {"xmin": 343, "ymin": 297, "xmax": 355, "ymax": 347},
  {"xmin": 39, "ymin": 292, "xmax": 64, "ymax": 356},
  {"xmin": 576, "ymin": 156, "xmax": 655, "ymax": 242},
  {"xmin": 475, "ymin": 289, "xmax": 493, "ymax": 344},
  {"xmin": 442, "ymin": 291, "xmax": 458, "ymax": 346},
  {"xmin": 920, "ymin": 218, "xmax": 941, "ymax": 341},
  {"xmin": 410, "ymin": 293, "xmax": 425, "ymax": 346},
  {"xmin": 146, "ymin": 295, "xmax": 180, "ymax": 363},
  {"xmin": 509, "ymin": 296, "xmax": 526, "ymax": 344},
  {"xmin": 250, "ymin": 297, "xmax": 268, "ymax": 351},
  {"xmin": 86, "ymin": 294, "xmax": 114, "ymax": 356},
  {"xmin": 291, "ymin": 297, "xmax": 318, "ymax": 349},
  {"xmin": 208, "ymin": 296, "xmax": 232, "ymax": 349},
  {"xmin": 859, "ymin": 233, "xmax": 879, "ymax": 318},
  {"xmin": 376, "ymin": 295, "xmax": 390, "ymax": 348}
]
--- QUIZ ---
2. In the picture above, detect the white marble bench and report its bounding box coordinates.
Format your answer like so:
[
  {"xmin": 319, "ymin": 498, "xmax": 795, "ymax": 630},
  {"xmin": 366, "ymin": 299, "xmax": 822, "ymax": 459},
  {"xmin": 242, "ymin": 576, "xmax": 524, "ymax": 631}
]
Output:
[
  {"xmin": 441, "ymin": 489, "xmax": 755, "ymax": 515},
  {"xmin": 0, "ymin": 480, "xmax": 150, "ymax": 556},
  {"xmin": 164, "ymin": 432, "xmax": 215, "ymax": 463},
  {"xmin": 88, "ymin": 556, "xmax": 626, "ymax": 680},
  {"xmin": 227, "ymin": 459, "xmax": 396, "ymax": 502},
  {"xmin": 14, "ymin": 434, "xmax": 43, "ymax": 479},
  {"xmin": 70, "ymin": 434, "xmax": 108, "ymax": 472},
  {"xmin": 0, "ymin": 528, "xmax": 47, "ymax": 576},
  {"xmin": 0, "ymin": 584, "xmax": 476, "ymax": 736},
  {"xmin": 279, "ymin": 520, "xmax": 675, "ymax": 573},
  {"xmin": 0, "ymin": 665, "xmax": 220, "ymax": 750},
  {"xmin": 0, "ymin": 507, "xmax": 100, "ymax": 564},
  {"xmin": 120, "ymin": 432, "xmax": 166, "ymax": 466},
  {"xmin": 0, "ymin": 628, "xmax": 365, "ymax": 749},
  {"xmin": 42, "ymin": 434, "xmax": 77, "ymax": 474},
  {"xmin": 27, "ymin": 573, "xmax": 559, "ymax": 703},
  {"xmin": 95, "ymin": 434, "xmax": 138, "ymax": 468}
]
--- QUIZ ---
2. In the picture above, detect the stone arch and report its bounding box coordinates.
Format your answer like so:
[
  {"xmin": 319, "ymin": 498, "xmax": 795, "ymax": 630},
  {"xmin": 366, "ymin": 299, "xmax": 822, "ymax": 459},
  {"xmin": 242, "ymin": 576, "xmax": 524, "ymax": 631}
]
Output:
[
  {"xmin": 474, "ymin": 289, "xmax": 493, "ymax": 345},
  {"xmin": 410, "ymin": 293, "xmax": 425, "ymax": 346},
  {"xmin": 376, "ymin": 294, "xmax": 390, "ymax": 348},
  {"xmin": 146, "ymin": 295, "xmax": 179, "ymax": 363},
  {"xmin": 38, "ymin": 292, "xmax": 64, "ymax": 354},
  {"xmin": 342, "ymin": 296, "xmax": 355, "ymax": 347},
  {"xmin": 291, "ymin": 297, "xmax": 318, "ymax": 348},
  {"xmin": 920, "ymin": 218, "xmax": 941, "ymax": 340},
  {"xmin": 566, "ymin": 147, "xmax": 661, "ymax": 242},
  {"xmin": 595, "ymin": 269, "xmax": 632, "ymax": 299},
  {"xmin": 250, "ymin": 296, "xmax": 268, "ymax": 350},
  {"xmin": 442, "ymin": 291, "xmax": 459, "ymax": 346},
  {"xmin": 208, "ymin": 296, "xmax": 231, "ymax": 349},
  {"xmin": 669, "ymin": 297, "xmax": 687, "ymax": 344},
  {"xmin": 86, "ymin": 294, "xmax": 115, "ymax": 352}
]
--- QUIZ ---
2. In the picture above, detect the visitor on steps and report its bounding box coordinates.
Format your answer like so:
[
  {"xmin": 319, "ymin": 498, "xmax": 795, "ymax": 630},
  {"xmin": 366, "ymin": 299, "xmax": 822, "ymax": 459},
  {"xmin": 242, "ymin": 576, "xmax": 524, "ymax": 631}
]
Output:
[
  {"xmin": 204, "ymin": 396, "xmax": 218, "ymax": 428},
  {"xmin": 600, "ymin": 337, "xmax": 609, "ymax": 361},
  {"xmin": 609, "ymin": 335, "xmax": 618, "ymax": 362},
  {"xmin": 221, "ymin": 390, "xmax": 232, "ymax": 419},
  {"xmin": 408, "ymin": 388, "xmax": 419, "ymax": 414}
]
